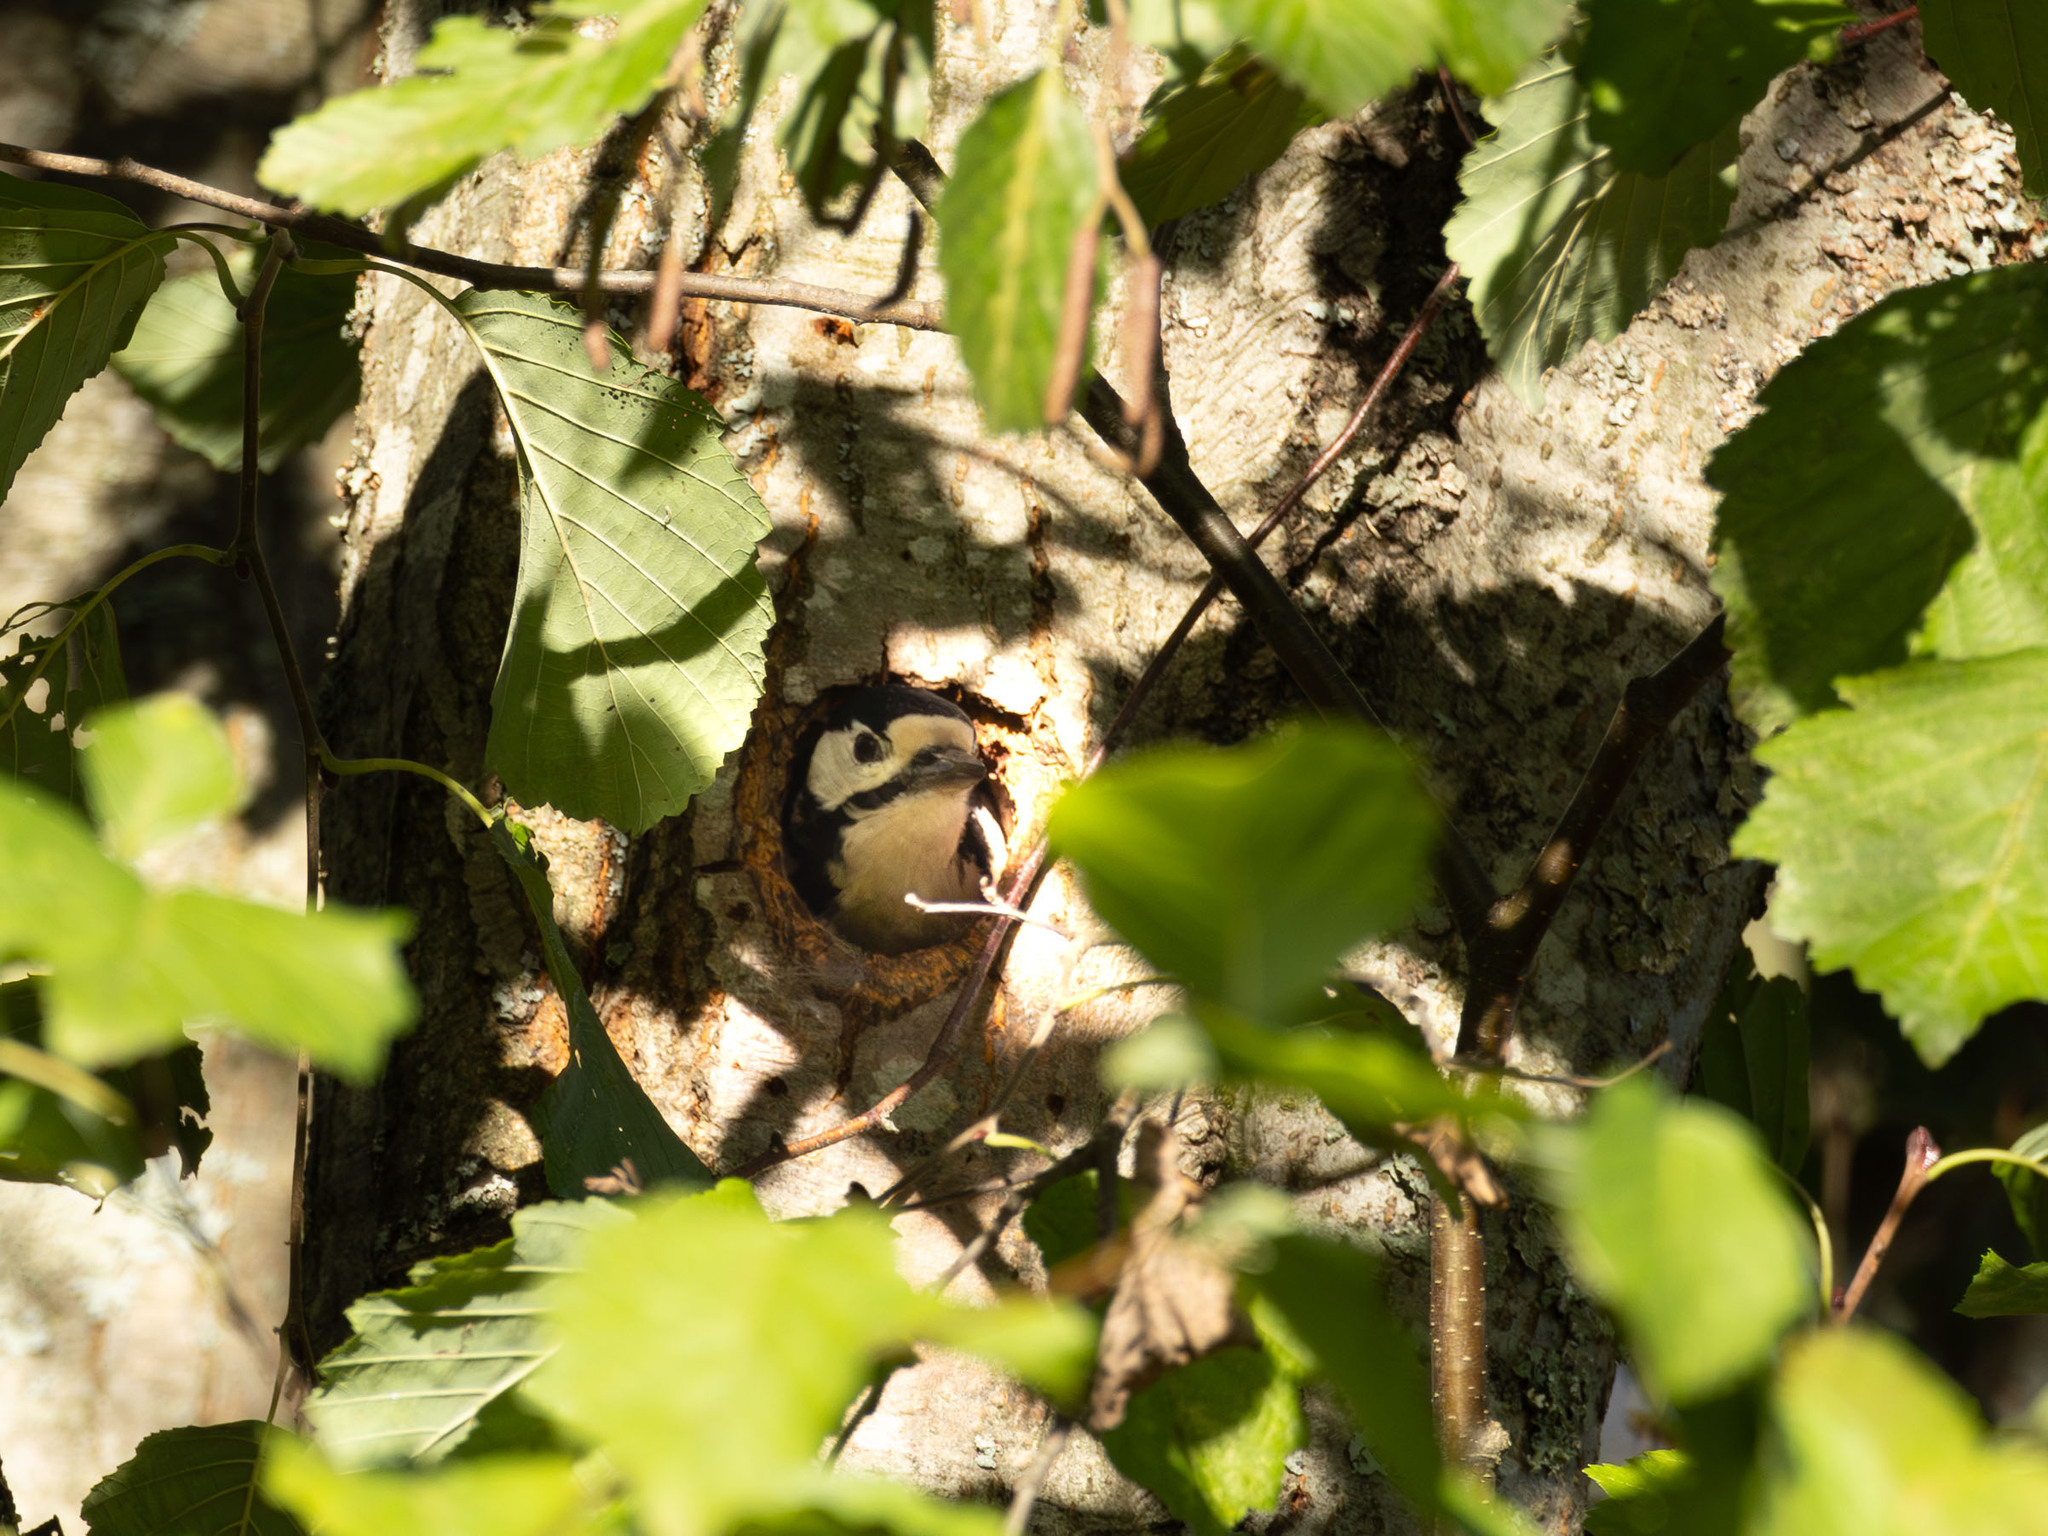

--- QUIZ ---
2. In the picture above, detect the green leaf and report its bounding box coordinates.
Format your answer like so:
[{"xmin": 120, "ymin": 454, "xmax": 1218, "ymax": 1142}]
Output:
[
  {"xmin": 1997, "ymin": 1122, "xmax": 2048, "ymax": 1259},
  {"xmin": 1752, "ymin": 1328, "xmax": 2048, "ymax": 1536},
  {"xmin": 81, "ymin": 1421, "xmax": 306, "ymax": 1536},
  {"xmin": 0, "ymin": 976, "xmax": 210, "ymax": 1196},
  {"xmin": 113, "ymin": 249, "xmax": 360, "ymax": 472},
  {"xmin": 1708, "ymin": 263, "xmax": 2048, "ymax": 730},
  {"xmin": 0, "ymin": 596, "xmax": 126, "ymax": 809},
  {"xmin": 1101, "ymin": 1012, "xmax": 1222, "ymax": 1092},
  {"xmin": 1692, "ymin": 959, "xmax": 1810, "ymax": 1173},
  {"xmin": 1733, "ymin": 652, "xmax": 2048, "ymax": 1066},
  {"xmin": 0, "ymin": 745, "xmax": 415, "ymax": 1078},
  {"xmin": 0, "ymin": 169, "xmax": 172, "ymax": 501},
  {"xmin": 1957, "ymin": 1249, "xmax": 2048, "ymax": 1317},
  {"xmin": 934, "ymin": 69, "xmax": 1099, "ymax": 434},
  {"xmin": 1199, "ymin": 1006, "xmax": 1501, "ymax": 1143},
  {"xmin": 308, "ymin": 1201, "xmax": 626, "ymax": 1468},
  {"xmin": 1583, "ymin": 1450, "xmax": 1697, "ymax": 1535},
  {"xmin": 1920, "ymin": 0, "xmax": 2048, "ymax": 199},
  {"xmin": 525, "ymin": 1182, "xmax": 1095, "ymax": 1536},
  {"xmin": 1119, "ymin": 47, "xmax": 1325, "ymax": 226},
  {"xmin": 1541, "ymin": 1079, "xmax": 1813, "ymax": 1404},
  {"xmin": 82, "ymin": 693, "xmax": 239, "ymax": 862},
  {"xmin": 770, "ymin": 0, "xmax": 933, "ymax": 222},
  {"xmin": 257, "ymin": 0, "xmax": 708, "ymax": 216},
  {"xmin": 1048, "ymin": 721, "xmax": 1437, "ymax": 1020},
  {"xmin": 1099, "ymin": 1344, "xmax": 1304, "ymax": 1536},
  {"xmin": 1444, "ymin": 53, "xmax": 1738, "ymax": 409},
  {"xmin": 491, "ymin": 816, "xmax": 711, "ymax": 1196},
  {"xmin": 1577, "ymin": 0, "xmax": 1851, "ymax": 175},
  {"xmin": 1248, "ymin": 1233, "xmax": 1438, "ymax": 1508},
  {"xmin": 1920, "ymin": 395, "xmax": 2048, "ymax": 661},
  {"xmin": 264, "ymin": 1439, "xmax": 595, "ymax": 1536},
  {"xmin": 1210, "ymin": 0, "xmax": 1566, "ymax": 112},
  {"xmin": 454, "ymin": 290, "xmax": 772, "ymax": 832}
]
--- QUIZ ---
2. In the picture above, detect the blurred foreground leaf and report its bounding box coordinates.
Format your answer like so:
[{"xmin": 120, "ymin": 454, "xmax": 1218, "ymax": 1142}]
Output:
[
  {"xmin": 264, "ymin": 1438, "xmax": 596, "ymax": 1536},
  {"xmin": 525, "ymin": 1182, "xmax": 1095, "ymax": 1536},
  {"xmin": 0, "ymin": 698, "xmax": 415, "ymax": 1076},
  {"xmin": 1752, "ymin": 1328, "xmax": 2048, "ymax": 1535},
  {"xmin": 1120, "ymin": 47, "xmax": 1323, "ymax": 225},
  {"xmin": 1050, "ymin": 721, "xmax": 1436, "ymax": 1021},
  {"xmin": 1542, "ymin": 1079, "xmax": 1813, "ymax": 1404}
]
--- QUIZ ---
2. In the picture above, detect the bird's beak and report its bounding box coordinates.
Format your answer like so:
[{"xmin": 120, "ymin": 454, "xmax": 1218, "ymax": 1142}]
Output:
[{"xmin": 910, "ymin": 745, "xmax": 987, "ymax": 789}]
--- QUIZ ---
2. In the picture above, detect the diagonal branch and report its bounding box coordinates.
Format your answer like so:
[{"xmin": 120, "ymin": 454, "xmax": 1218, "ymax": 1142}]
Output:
[{"xmin": 1456, "ymin": 613, "xmax": 1731, "ymax": 1060}]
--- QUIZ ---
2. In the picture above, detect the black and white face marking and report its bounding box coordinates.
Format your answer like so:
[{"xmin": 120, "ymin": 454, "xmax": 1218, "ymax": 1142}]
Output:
[{"xmin": 784, "ymin": 687, "xmax": 1003, "ymax": 955}]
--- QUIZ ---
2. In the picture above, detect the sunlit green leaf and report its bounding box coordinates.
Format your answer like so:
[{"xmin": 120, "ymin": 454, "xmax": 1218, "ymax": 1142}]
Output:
[
  {"xmin": 455, "ymin": 291, "xmax": 772, "ymax": 833},
  {"xmin": 770, "ymin": 0, "xmax": 933, "ymax": 221},
  {"xmin": 1997, "ymin": 1122, "xmax": 2048, "ymax": 1260},
  {"xmin": 0, "ymin": 596, "xmax": 126, "ymax": 809},
  {"xmin": 492, "ymin": 817, "xmax": 711, "ymax": 1196},
  {"xmin": 1542, "ymin": 1079, "xmax": 1813, "ymax": 1404},
  {"xmin": 1583, "ymin": 1450, "xmax": 1697, "ymax": 1535},
  {"xmin": 1692, "ymin": 959, "xmax": 1809, "ymax": 1173},
  {"xmin": 1577, "ymin": 0, "xmax": 1851, "ymax": 175},
  {"xmin": 1708, "ymin": 264, "xmax": 2048, "ymax": 731},
  {"xmin": 0, "ymin": 169, "xmax": 171, "ymax": 500},
  {"xmin": 1120, "ymin": 47, "xmax": 1324, "ymax": 226},
  {"xmin": 1955, "ymin": 1249, "xmax": 2048, "ymax": 1318},
  {"xmin": 1920, "ymin": 0, "xmax": 2048, "ymax": 198},
  {"xmin": 1734, "ymin": 652, "xmax": 2048, "ymax": 1066},
  {"xmin": 1249, "ymin": 1233, "xmax": 1438, "ymax": 1508},
  {"xmin": 1444, "ymin": 54, "xmax": 1738, "ymax": 408},
  {"xmin": 0, "ymin": 975, "xmax": 209, "ymax": 1197},
  {"xmin": 1209, "ymin": 0, "xmax": 1566, "ymax": 111},
  {"xmin": 81, "ymin": 693, "xmax": 239, "ymax": 862},
  {"xmin": 257, "ymin": 0, "xmax": 707, "ymax": 216},
  {"xmin": 113, "ymin": 248, "xmax": 360, "ymax": 472},
  {"xmin": 525, "ymin": 1182, "xmax": 1094, "ymax": 1536},
  {"xmin": 263, "ymin": 1437, "xmax": 596, "ymax": 1536},
  {"xmin": 0, "ymin": 739, "xmax": 414, "ymax": 1078},
  {"xmin": 1048, "ymin": 721, "xmax": 1436, "ymax": 1020},
  {"xmin": 1752, "ymin": 1328, "xmax": 2048, "ymax": 1536},
  {"xmin": 1100, "ymin": 1343, "xmax": 1304, "ymax": 1536},
  {"xmin": 309, "ymin": 1201, "xmax": 627, "ymax": 1469},
  {"xmin": 1920, "ymin": 395, "xmax": 2048, "ymax": 662},
  {"xmin": 82, "ymin": 1421, "xmax": 306, "ymax": 1536},
  {"xmin": 934, "ymin": 69, "xmax": 1099, "ymax": 434}
]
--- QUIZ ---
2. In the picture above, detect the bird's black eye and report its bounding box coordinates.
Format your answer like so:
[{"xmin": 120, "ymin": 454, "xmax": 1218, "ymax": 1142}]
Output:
[{"xmin": 853, "ymin": 732, "xmax": 884, "ymax": 765}]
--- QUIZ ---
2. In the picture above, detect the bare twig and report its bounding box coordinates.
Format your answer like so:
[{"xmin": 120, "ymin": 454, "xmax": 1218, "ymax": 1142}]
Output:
[
  {"xmin": 1429, "ymin": 1192, "xmax": 1487, "ymax": 1468},
  {"xmin": 0, "ymin": 141, "xmax": 945, "ymax": 331},
  {"xmin": 1457, "ymin": 613, "xmax": 1731, "ymax": 1061},
  {"xmin": 1437, "ymin": 68, "xmax": 1478, "ymax": 148},
  {"xmin": 1005, "ymin": 1417, "xmax": 1073, "ymax": 1536},
  {"xmin": 1840, "ymin": 5, "xmax": 1917, "ymax": 46},
  {"xmin": 1834, "ymin": 1126, "xmax": 1941, "ymax": 1324}
]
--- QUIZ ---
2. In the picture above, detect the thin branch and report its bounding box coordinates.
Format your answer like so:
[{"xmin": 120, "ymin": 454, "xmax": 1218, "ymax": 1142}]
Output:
[
  {"xmin": 1457, "ymin": 613, "xmax": 1731, "ymax": 1061},
  {"xmin": 0, "ymin": 141, "xmax": 944, "ymax": 331},
  {"xmin": 1005, "ymin": 1417, "xmax": 1073, "ymax": 1536},
  {"xmin": 1437, "ymin": 68, "xmax": 1478, "ymax": 149},
  {"xmin": 1044, "ymin": 211, "xmax": 1103, "ymax": 424},
  {"xmin": 1429, "ymin": 1192, "xmax": 1487, "ymax": 1468},
  {"xmin": 232, "ymin": 234, "xmax": 291, "ymax": 555},
  {"xmin": 1840, "ymin": 5, "xmax": 1917, "ymax": 46},
  {"xmin": 1834, "ymin": 1126, "xmax": 1941, "ymax": 1323}
]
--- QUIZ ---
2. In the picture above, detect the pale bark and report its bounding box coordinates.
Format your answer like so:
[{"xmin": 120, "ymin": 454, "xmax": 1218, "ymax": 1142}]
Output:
[{"xmin": 309, "ymin": 5, "xmax": 2017, "ymax": 1532}]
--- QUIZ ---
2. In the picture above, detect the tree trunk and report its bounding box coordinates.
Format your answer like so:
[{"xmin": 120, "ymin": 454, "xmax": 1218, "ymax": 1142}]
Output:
[{"xmin": 307, "ymin": 5, "xmax": 1997, "ymax": 1531}]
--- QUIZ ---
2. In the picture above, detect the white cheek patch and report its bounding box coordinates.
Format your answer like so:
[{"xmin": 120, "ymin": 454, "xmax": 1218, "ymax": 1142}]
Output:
[
  {"xmin": 884, "ymin": 714, "xmax": 976, "ymax": 761},
  {"xmin": 807, "ymin": 731, "xmax": 891, "ymax": 811}
]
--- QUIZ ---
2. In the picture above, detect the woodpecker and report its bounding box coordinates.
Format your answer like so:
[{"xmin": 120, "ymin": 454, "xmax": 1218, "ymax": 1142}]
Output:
[{"xmin": 782, "ymin": 686, "xmax": 1004, "ymax": 954}]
